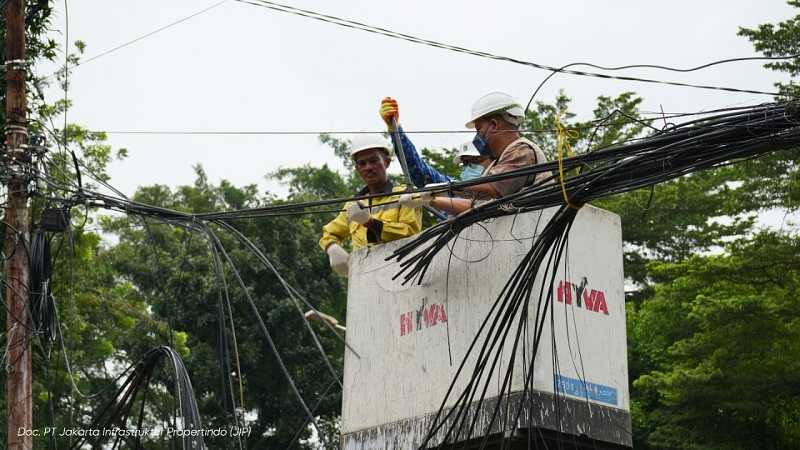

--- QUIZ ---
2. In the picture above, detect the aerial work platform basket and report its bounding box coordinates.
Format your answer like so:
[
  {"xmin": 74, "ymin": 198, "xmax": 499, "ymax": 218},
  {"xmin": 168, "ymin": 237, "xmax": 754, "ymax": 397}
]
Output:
[{"xmin": 341, "ymin": 206, "xmax": 631, "ymax": 449}]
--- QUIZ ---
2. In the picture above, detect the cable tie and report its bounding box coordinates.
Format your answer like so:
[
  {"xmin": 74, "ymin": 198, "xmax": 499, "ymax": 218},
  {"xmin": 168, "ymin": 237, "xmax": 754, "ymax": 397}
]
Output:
[
  {"xmin": 554, "ymin": 113, "xmax": 581, "ymax": 210},
  {"xmin": 498, "ymin": 203, "xmax": 517, "ymax": 213}
]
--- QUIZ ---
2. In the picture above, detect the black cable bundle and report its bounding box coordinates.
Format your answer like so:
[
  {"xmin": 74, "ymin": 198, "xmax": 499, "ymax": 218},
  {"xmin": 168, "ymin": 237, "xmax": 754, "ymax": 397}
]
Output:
[
  {"xmin": 390, "ymin": 101, "xmax": 800, "ymax": 283},
  {"xmin": 413, "ymin": 206, "xmax": 577, "ymax": 448},
  {"xmin": 27, "ymin": 99, "xmax": 799, "ymax": 449},
  {"xmin": 70, "ymin": 346, "xmax": 206, "ymax": 450},
  {"xmin": 29, "ymin": 228, "xmax": 56, "ymax": 347},
  {"xmin": 380, "ymin": 101, "xmax": 800, "ymax": 448}
]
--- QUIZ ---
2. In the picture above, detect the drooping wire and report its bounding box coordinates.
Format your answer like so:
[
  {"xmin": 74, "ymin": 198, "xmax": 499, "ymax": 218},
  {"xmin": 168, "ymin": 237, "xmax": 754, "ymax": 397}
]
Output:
[
  {"xmin": 68, "ymin": 346, "xmax": 207, "ymax": 450},
  {"xmin": 42, "ymin": 0, "xmax": 228, "ymax": 80},
  {"xmin": 88, "ymin": 103, "xmax": 795, "ymax": 137},
  {"xmin": 217, "ymin": 219, "xmax": 354, "ymax": 374},
  {"xmin": 285, "ymin": 379, "xmax": 338, "ymax": 450},
  {"xmin": 207, "ymin": 227, "xmax": 246, "ymax": 450},
  {"xmin": 238, "ymin": 0, "xmax": 794, "ymax": 99},
  {"xmin": 204, "ymin": 225, "xmax": 331, "ymax": 447}
]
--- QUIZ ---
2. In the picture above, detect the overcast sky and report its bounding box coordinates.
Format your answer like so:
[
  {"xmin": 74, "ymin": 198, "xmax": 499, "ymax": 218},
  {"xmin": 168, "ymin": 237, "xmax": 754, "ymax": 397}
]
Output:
[{"xmin": 35, "ymin": 0, "xmax": 795, "ymax": 200}]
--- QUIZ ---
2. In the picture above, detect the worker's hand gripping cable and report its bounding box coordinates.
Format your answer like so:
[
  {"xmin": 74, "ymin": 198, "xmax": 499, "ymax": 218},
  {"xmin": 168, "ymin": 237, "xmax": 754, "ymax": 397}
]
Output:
[
  {"xmin": 346, "ymin": 201, "xmax": 372, "ymax": 225},
  {"xmin": 399, "ymin": 190, "xmax": 434, "ymax": 209},
  {"xmin": 383, "ymin": 98, "xmax": 449, "ymax": 220}
]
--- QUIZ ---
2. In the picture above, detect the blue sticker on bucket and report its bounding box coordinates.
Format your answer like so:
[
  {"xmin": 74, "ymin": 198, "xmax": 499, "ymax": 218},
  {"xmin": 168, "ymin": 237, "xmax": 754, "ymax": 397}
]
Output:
[{"xmin": 555, "ymin": 375, "xmax": 618, "ymax": 406}]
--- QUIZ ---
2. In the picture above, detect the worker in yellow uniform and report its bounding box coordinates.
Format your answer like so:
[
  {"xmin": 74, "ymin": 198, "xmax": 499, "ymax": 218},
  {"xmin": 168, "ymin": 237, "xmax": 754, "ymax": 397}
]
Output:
[{"xmin": 319, "ymin": 134, "xmax": 423, "ymax": 277}]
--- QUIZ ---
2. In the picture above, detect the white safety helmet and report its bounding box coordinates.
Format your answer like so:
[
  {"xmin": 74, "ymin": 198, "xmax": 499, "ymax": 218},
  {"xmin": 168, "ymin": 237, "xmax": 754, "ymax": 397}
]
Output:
[
  {"xmin": 452, "ymin": 141, "xmax": 481, "ymax": 164},
  {"xmin": 348, "ymin": 133, "xmax": 392, "ymax": 158},
  {"xmin": 465, "ymin": 91, "xmax": 525, "ymax": 129}
]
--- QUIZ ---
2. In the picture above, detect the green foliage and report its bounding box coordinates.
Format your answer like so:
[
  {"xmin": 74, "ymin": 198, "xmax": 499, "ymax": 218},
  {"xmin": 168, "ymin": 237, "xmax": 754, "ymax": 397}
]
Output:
[
  {"xmin": 739, "ymin": 0, "xmax": 800, "ymax": 97},
  {"xmin": 272, "ymin": 163, "xmax": 351, "ymax": 201},
  {"xmin": 420, "ymin": 145, "xmax": 460, "ymax": 179},
  {"xmin": 521, "ymin": 90, "xmax": 646, "ymax": 159},
  {"xmin": 624, "ymin": 7, "xmax": 800, "ymax": 447},
  {"xmin": 523, "ymin": 85, "xmax": 799, "ymax": 448},
  {"xmin": 102, "ymin": 166, "xmax": 347, "ymax": 448},
  {"xmin": 0, "ymin": 226, "xmax": 168, "ymax": 449},
  {"xmin": 2, "ymin": 3, "xmax": 798, "ymax": 448},
  {"xmin": 0, "ymin": 0, "xmax": 58, "ymax": 126},
  {"xmin": 630, "ymin": 232, "xmax": 800, "ymax": 449},
  {"xmin": 0, "ymin": 4, "xmax": 144, "ymax": 446},
  {"xmin": 737, "ymin": 1, "xmax": 800, "ymax": 211}
]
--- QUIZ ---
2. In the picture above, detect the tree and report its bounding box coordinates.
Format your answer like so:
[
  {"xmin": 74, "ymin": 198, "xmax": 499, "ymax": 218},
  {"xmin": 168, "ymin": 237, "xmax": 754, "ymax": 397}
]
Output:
[
  {"xmin": 1, "ymin": 108, "xmax": 160, "ymax": 450},
  {"xmin": 621, "ymin": 5, "xmax": 800, "ymax": 448},
  {"xmin": 0, "ymin": 121, "xmax": 158, "ymax": 448},
  {"xmin": 631, "ymin": 232, "xmax": 800, "ymax": 449},
  {"xmin": 0, "ymin": 7, "xmax": 179, "ymax": 446},
  {"xmin": 517, "ymin": 80, "xmax": 799, "ymax": 447},
  {"xmin": 0, "ymin": 0, "xmax": 57, "ymax": 127},
  {"xmin": 739, "ymin": 0, "xmax": 800, "ymax": 98},
  {"xmin": 102, "ymin": 167, "xmax": 347, "ymax": 448},
  {"xmin": 738, "ymin": 0, "xmax": 800, "ymax": 210}
]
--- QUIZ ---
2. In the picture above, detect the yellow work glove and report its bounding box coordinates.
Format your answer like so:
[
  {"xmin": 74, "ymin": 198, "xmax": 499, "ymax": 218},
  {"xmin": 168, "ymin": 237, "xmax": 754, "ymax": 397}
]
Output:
[{"xmin": 380, "ymin": 97, "xmax": 399, "ymax": 129}]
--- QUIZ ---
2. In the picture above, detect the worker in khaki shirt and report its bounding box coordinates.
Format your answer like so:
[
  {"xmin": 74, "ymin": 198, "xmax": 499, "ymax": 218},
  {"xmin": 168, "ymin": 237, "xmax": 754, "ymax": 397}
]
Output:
[
  {"xmin": 320, "ymin": 134, "xmax": 423, "ymax": 277},
  {"xmin": 400, "ymin": 92, "xmax": 549, "ymax": 215}
]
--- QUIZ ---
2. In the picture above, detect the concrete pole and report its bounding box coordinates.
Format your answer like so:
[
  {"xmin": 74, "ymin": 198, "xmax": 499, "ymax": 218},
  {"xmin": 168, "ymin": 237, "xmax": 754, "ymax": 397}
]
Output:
[{"xmin": 4, "ymin": 0, "xmax": 32, "ymax": 448}]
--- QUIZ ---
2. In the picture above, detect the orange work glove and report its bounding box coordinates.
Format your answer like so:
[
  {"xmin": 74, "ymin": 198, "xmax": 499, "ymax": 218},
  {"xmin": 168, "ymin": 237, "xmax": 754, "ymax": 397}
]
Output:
[{"xmin": 379, "ymin": 97, "xmax": 399, "ymax": 129}]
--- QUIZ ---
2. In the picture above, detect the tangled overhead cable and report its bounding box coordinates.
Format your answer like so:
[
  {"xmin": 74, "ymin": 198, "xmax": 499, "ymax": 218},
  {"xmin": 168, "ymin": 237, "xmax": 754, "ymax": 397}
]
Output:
[
  {"xmin": 68, "ymin": 346, "xmax": 206, "ymax": 450},
  {"xmin": 381, "ymin": 100, "xmax": 800, "ymax": 447},
  {"xmin": 22, "ymin": 99, "xmax": 800, "ymax": 448}
]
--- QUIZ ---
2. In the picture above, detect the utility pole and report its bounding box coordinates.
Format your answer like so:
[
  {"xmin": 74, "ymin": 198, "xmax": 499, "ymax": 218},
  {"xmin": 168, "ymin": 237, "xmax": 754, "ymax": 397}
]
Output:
[{"xmin": 4, "ymin": 0, "xmax": 32, "ymax": 448}]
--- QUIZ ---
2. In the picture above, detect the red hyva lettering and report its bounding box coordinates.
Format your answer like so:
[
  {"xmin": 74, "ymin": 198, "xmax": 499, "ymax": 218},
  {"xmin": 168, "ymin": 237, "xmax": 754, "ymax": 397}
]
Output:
[
  {"xmin": 556, "ymin": 279, "xmax": 609, "ymax": 315},
  {"xmin": 400, "ymin": 301, "xmax": 448, "ymax": 336}
]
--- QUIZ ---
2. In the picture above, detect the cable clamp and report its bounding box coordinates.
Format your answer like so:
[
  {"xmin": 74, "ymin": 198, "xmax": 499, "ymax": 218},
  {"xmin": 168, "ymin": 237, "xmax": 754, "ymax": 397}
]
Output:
[
  {"xmin": 4, "ymin": 124, "xmax": 28, "ymax": 137},
  {"xmin": 3, "ymin": 59, "xmax": 27, "ymax": 70},
  {"xmin": 498, "ymin": 203, "xmax": 520, "ymax": 213}
]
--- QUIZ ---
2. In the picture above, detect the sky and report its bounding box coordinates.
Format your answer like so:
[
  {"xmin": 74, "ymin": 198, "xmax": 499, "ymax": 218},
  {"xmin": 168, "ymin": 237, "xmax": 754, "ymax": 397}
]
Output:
[{"xmin": 35, "ymin": 0, "xmax": 796, "ymax": 202}]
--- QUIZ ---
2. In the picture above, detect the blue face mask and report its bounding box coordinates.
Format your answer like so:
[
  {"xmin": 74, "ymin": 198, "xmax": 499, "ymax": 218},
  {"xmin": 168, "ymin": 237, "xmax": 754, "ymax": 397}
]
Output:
[
  {"xmin": 472, "ymin": 132, "xmax": 492, "ymax": 158},
  {"xmin": 460, "ymin": 163, "xmax": 484, "ymax": 181}
]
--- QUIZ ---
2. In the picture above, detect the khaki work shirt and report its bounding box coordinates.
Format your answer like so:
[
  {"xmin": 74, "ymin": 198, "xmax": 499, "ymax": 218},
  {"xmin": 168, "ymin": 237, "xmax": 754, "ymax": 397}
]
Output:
[{"xmin": 484, "ymin": 137, "xmax": 549, "ymax": 197}]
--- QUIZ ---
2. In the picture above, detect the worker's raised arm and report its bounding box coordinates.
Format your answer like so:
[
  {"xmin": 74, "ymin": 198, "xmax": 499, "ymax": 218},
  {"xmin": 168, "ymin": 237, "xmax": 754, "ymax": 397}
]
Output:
[
  {"xmin": 393, "ymin": 126, "xmax": 451, "ymax": 187},
  {"xmin": 381, "ymin": 97, "xmax": 452, "ymax": 187}
]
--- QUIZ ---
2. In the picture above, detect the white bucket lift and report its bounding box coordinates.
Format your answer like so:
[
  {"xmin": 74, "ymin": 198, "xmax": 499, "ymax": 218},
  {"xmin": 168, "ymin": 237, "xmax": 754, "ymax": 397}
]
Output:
[{"xmin": 341, "ymin": 206, "xmax": 631, "ymax": 449}]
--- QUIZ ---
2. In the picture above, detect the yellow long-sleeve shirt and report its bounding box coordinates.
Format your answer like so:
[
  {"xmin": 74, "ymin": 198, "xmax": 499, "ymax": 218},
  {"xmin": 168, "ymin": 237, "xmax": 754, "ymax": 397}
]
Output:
[{"xmin": 319, "ymin": 182, "xmax": 422, "ymax": 251}]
